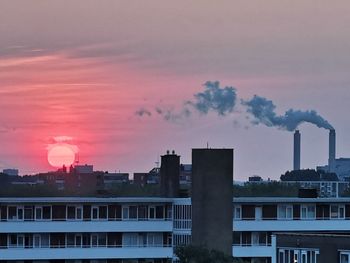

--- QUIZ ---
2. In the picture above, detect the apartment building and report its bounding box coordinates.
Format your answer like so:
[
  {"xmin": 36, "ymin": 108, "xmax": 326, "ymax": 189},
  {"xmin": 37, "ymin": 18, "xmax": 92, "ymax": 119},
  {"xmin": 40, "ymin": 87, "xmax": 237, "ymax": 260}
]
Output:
[{"xmin": 2, "ymin": 196, "xmax": 350, "ymax": 262}]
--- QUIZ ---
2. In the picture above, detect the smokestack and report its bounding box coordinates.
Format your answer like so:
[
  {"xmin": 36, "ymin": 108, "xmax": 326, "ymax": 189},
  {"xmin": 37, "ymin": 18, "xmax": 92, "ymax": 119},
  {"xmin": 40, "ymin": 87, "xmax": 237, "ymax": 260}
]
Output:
[
  {"xmin": 293, "ymin": 130, "xmax": 301, "ymax": 170},
  {"xmin": 329, "ymin": 129, "xmax": 336, "ymax": 172}
]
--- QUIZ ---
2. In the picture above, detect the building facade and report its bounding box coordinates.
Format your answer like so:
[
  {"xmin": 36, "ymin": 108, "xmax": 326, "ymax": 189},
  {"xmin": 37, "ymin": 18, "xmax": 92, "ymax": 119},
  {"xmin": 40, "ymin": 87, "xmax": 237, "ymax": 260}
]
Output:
[{"xmin": 2, "ymin": 197, "xmax": 350, "ymax": 262}]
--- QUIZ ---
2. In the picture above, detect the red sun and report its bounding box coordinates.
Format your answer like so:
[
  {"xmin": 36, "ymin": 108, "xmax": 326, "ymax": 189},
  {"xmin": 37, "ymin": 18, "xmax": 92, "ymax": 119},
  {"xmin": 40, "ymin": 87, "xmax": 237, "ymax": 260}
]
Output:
[{"xmin": 47, "ymin": 144, "xmax": 76, "ymax": 168}]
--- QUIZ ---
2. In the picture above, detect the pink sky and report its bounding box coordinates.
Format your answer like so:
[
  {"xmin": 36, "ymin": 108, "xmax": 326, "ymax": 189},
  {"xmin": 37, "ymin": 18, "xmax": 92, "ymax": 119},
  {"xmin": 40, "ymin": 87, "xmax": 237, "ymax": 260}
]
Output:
[{"xmin": 1, "ymin": 1, "xmax": 350, "ymax": 180}]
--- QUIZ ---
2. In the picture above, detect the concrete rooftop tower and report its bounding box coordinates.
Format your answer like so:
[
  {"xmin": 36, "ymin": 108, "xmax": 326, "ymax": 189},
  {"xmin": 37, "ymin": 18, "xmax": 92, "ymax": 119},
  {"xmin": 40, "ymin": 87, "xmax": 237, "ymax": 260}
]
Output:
[
  {"xmin": 191, "ymin": 148, "xmax": 233, "ymax": 255},
  {"xmin": 294, "ymin": 130, "xmax": 301, "ymax": 170}
]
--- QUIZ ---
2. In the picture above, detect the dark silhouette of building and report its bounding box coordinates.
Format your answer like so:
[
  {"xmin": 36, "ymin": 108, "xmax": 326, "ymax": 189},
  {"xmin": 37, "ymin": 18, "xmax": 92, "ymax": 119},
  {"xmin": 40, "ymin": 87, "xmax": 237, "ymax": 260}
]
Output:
[
  {"xmin": 191, "ymin": 148, "xmax": 233, "ymax": 255},
  {"xmin": 160, "ymin": 151, "xmax": 180, "ymax": 198}
]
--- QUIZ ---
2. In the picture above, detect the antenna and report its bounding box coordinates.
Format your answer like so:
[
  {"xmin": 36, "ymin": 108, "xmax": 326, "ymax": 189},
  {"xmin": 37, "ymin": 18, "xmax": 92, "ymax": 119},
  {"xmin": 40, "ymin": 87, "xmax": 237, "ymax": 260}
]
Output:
[
  {"xmin": 75, "ymin": 153, "xmax": 80, "ymax": 165},
  {"xmin": 207, "ymin": 142, "xmax": 209, "ymax": 149}
]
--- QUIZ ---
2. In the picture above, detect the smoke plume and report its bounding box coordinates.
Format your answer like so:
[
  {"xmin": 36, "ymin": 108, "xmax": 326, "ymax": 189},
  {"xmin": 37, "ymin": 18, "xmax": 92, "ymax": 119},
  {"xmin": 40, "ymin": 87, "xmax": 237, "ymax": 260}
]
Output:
[
  {"xmin": 242, "ymin": 95, "xmax": 334, "ymax": 131},
  {"xmin": 186, "ymin": 81, "xmax": 237, "ymax": 115},
  {"xmin": 142, "ymin": 81, "xmax": 237, "ymax": 122},
  {"xmin": 135, "ymin": 108, "xmax": 152, "ymax": 117}
]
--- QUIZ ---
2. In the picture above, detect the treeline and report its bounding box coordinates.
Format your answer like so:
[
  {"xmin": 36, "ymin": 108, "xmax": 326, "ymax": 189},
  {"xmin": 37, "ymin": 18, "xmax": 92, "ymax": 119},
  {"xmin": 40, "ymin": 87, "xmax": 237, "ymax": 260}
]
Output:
[{"xmin": 233, "ymin": 182, "xmax": 300, "ymax": 197}]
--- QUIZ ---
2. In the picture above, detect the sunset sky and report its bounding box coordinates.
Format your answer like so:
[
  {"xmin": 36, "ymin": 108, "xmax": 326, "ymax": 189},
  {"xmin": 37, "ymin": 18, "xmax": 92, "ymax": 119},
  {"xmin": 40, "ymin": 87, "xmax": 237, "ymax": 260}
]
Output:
[{"xmin": 1, "ymin": 0, "xmax": 350, "ymax": 180}]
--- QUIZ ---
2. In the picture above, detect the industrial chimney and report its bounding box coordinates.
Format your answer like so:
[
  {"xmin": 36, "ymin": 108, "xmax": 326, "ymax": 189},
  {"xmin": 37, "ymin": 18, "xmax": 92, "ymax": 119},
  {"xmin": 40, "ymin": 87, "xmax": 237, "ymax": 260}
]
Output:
[
  {"xmin": 293, "ymin": 130, "xmax": 301, "ymax": 170},
  {"xmin": 329, "ymin": 129, "xmax": 336, "ymax": 173}
]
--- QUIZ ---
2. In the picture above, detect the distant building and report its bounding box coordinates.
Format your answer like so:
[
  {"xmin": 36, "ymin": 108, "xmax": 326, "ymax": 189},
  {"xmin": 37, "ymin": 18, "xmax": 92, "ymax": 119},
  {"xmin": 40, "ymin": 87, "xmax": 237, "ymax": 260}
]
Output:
[
  {"xmin": 103, "ymin": 172, "xmax": 129, "ymax": 189},
  {"xmin": 2, "ymin": 169, "xmax": 19, "ymax": 176},
  {"xmin": 74, "ymin": 164, "xmax": 94, "ymax": 174},
  {"xmin": 317, "ymin": 158, "xmax": 350, "ymax": 180},
  {"xmin": 180, "ymin": 164, "xmax": 192, "ymax": 185},
  {"xmin": 248, "ymin": 175, "xmax": 263, "ymax": 182},
  {"xmin": 133, "ymin": 173, "xmax": 149, "ymax": 186},
  {"xmin": 280, "ymin": 169, "xmax": 350, "ymax": 197}
]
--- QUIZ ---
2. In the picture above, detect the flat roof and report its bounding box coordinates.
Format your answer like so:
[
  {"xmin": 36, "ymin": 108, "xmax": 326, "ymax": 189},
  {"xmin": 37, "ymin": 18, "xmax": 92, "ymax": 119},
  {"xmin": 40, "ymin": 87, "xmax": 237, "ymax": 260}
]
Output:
[
  {"xmin": 0, "ymin": 197, "xmax": 173, "ymax": 203},
  {"xmin": 1, "ymin": 196, "xmax": 350, "ymax": 204},
  {"xmin": 233, "ymin": 197, "xmax": 350, "ymax": 203}
]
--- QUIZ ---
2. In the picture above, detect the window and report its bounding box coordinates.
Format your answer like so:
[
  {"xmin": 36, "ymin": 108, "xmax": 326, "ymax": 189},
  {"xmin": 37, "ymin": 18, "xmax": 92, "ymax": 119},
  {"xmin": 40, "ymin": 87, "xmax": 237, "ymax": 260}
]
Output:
[
  {"xmin": 18, "ymin": 207, "xmax": 24, "ymax": 220},
  {"xmin": 42, "ymin": 206, "xmax": 51, "ymax": 220},
  {"xmin": 278, "ymin": 205, "xmax": 293, "ymax": 219},
  {"xmin": 24, "ymin": 206, "xmax": 33, "ymax": 221},
  {"xmin": 9, "ymin": 234, "xmax": 25, "ymax": 248},
  {"xmin": 35, "ymin": 207, "xmax": 43, "ymax": 220},
  {"xmin": 67, "ymin": 206, "xmax": 76, "ymax": 220},
  {"xmin": 147, "ymin": 233, "xmax": 163, "ymax": 247},
  {"xmin": 149, "ymin": 206, "xmax": 156, "ymax": 219},
  {"xmin": 90, "ymin": 233, "xmax": 107, "ymax": 247},
  {"xmin": 122, "ymin": 206, "xmax": 137, "ymax": 220},
  {"xmin": 99, "ymin": 206, "xmax": 107, "ymax": 220},
  {"xmin": 91, "ymin": 234, "xmax": 98, "ymax": 247},
  {"xmin": 167, "ymin": 205, "xmax": 172, "ymax": 220},
  {"xmin": 278, "ymin": 248, "xmax": 319, "ymax": 263},
  {"xmin": 301, "ymin": 205, "xmax": 316, "ymax": 219},
  {"xmin": 341, "ymin": 252, "xmax": 350, "ymax": 263},
  {"xmin": 67, "ymin": 206, "xmax": 83, "ymax": 220},
  {"xmin": 8, "ymin": 206, "xmax": 17, "ymax": 220},
  {"xmin": 122, "ymin": 207, "xmax": 128, "ymax": 220},
  {"xmin": 76, "ymin": 207, "xmax": 82, "ymax": 220},
  {"xmin": 8, "ymin": 206, "xmax": 24, "ymax": 221},
  {"xmin": 156, "ymin": 206, "xmax": 164, "ymax": 219},
  {"xmin": 233, "ymin": 205, "xmax": 241, "ymax": 220},
  {"xmin": 122, "ymin": 233, "xmax": 139, "ymax": 247},
  {"xmin": 331, "ymin": 205, "xmax": 345, "ymax": 219},
  {"xmin": 129, "ymin": 206, "xmax": 137, "ymax": 219},
  {"xmin": 33, "ymin": 234, "xmax": 41, "ymax": 248},
  {"xmin": 75, "ymin": 234, "xmax": 82, "ymax": 247},
  {"xmin": 138, "ymin": 206, "xmax": 147, "ymax": 220},
  {"xmin": 92, "ymin": 206, "xmax": 99, "ymax": 220}
]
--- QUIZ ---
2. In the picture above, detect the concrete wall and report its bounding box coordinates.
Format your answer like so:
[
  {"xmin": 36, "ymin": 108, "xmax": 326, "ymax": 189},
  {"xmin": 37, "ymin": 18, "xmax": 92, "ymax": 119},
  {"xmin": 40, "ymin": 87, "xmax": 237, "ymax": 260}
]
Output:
[{"xmin": 191, "ymin": 148, "xmax": 233, "ymax": 255}]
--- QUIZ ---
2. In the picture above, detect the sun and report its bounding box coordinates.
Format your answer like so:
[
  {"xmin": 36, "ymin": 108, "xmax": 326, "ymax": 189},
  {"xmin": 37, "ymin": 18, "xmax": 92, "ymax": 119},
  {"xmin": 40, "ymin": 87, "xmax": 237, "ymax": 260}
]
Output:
[{"xmin": 47, "ymin": 144, "xmax": 76, "ymax": 168}]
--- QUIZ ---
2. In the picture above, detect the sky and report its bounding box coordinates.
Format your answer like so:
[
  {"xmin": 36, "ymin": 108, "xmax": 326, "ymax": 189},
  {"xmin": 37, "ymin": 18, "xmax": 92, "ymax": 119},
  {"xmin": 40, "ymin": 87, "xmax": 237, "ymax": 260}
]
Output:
[{"xmin": 1, "ymin": 0, "xmax": 350, "ymax": 180}]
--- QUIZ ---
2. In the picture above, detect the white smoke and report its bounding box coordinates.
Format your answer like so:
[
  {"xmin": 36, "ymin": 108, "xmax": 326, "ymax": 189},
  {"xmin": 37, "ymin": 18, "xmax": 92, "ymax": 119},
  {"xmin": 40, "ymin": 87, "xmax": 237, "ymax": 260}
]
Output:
[{"xmin": 242, "ymin": 95, "xmax": 334, "ymax": 131}]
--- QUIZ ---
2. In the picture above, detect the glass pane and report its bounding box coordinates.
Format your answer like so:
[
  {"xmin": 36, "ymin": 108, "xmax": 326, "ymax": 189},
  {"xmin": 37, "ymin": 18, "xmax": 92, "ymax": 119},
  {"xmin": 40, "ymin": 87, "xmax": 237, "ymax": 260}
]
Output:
[
  {"xmin": 76, "ymin": 208, "xmax": 82, "ymax": 219},
  {"xmin": 24, "ymin": 207, "xmax": 33, "ymax": 220},
  {"xmin": 99, "ymin": 206, "xmax": 107, "ymax": 219},
  {"xmin": 341, "ymin": 254, "xmax": 349, "ymax": 263},
  {"xmin": 18, "ymin": 236, "xmax": 24, "ymax": 247},
  {"xmin": 129, "ymin": 206, "xmax": 137, "ymax": 219},
  {"xmin": 34, "ymin": 236, "xmax": 40, "ymax": 248},
  {"xmin": 92, "ymin": 208, "xmax": 98, "ymax": 219},
  {"xmin": 149, "ymin": 207, "xmax": 155, "ymax": 219},
  {"xmin": 43, "ymin": 206, "xmax": 51, "ymax": 219},
  {"xmin": 18, "ymin": 208, "xmax": 23, "ymax": 220},
  {"xmin": 122, "ymin": 207, "xmax": 128, "ymax": 219},
  {"xmin": 67, "ymin": 207, "xmax": 75, "ymax": 219},
  {"xmin": 138, "ymin": 206, "xmax": 147, "ymax": 220},
  {"xmin": 156, "ymin": 206, "xmax": 164, "ymax": 219},
  {"xmin": 35, "ymin": 208, "xmax": 42, "ymax": 220}
]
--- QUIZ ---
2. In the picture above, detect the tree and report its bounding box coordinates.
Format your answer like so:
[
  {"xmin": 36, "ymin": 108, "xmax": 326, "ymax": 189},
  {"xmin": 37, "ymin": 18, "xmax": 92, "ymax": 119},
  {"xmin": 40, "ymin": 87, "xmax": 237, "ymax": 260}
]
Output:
[{"xmin": 174, "ymin": 245, "xmax": 248, "ymax": 263}]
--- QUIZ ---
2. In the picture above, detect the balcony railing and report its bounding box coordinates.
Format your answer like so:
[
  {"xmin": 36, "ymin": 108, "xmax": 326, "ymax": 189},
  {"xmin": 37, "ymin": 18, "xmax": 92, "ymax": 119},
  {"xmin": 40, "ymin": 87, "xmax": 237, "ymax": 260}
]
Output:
[
  {"xmin": 0, "ymin": 244, "xmax": 172, "ymax": 249},
  {"xmin": 1, "ymin": 217, "xmax": 172, "ymax": 222}
]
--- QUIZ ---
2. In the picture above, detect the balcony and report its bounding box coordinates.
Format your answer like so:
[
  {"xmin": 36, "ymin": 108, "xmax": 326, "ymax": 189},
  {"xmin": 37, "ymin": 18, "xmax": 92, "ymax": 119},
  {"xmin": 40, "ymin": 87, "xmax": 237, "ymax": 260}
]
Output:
[
  {"xmin": 233, "ymin": 244, "xmax": 275, "ymax": 258},
  {"xmin": 0, "ymin": 246, "xmax": 173, "ymax": 260},
  {"xmin": 234, "ymin": 218, "xmax": 350, "ymax": 232},
  {"xmin": 0, "ymin": 220, "xmax": 173, "ymax": 233}
]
